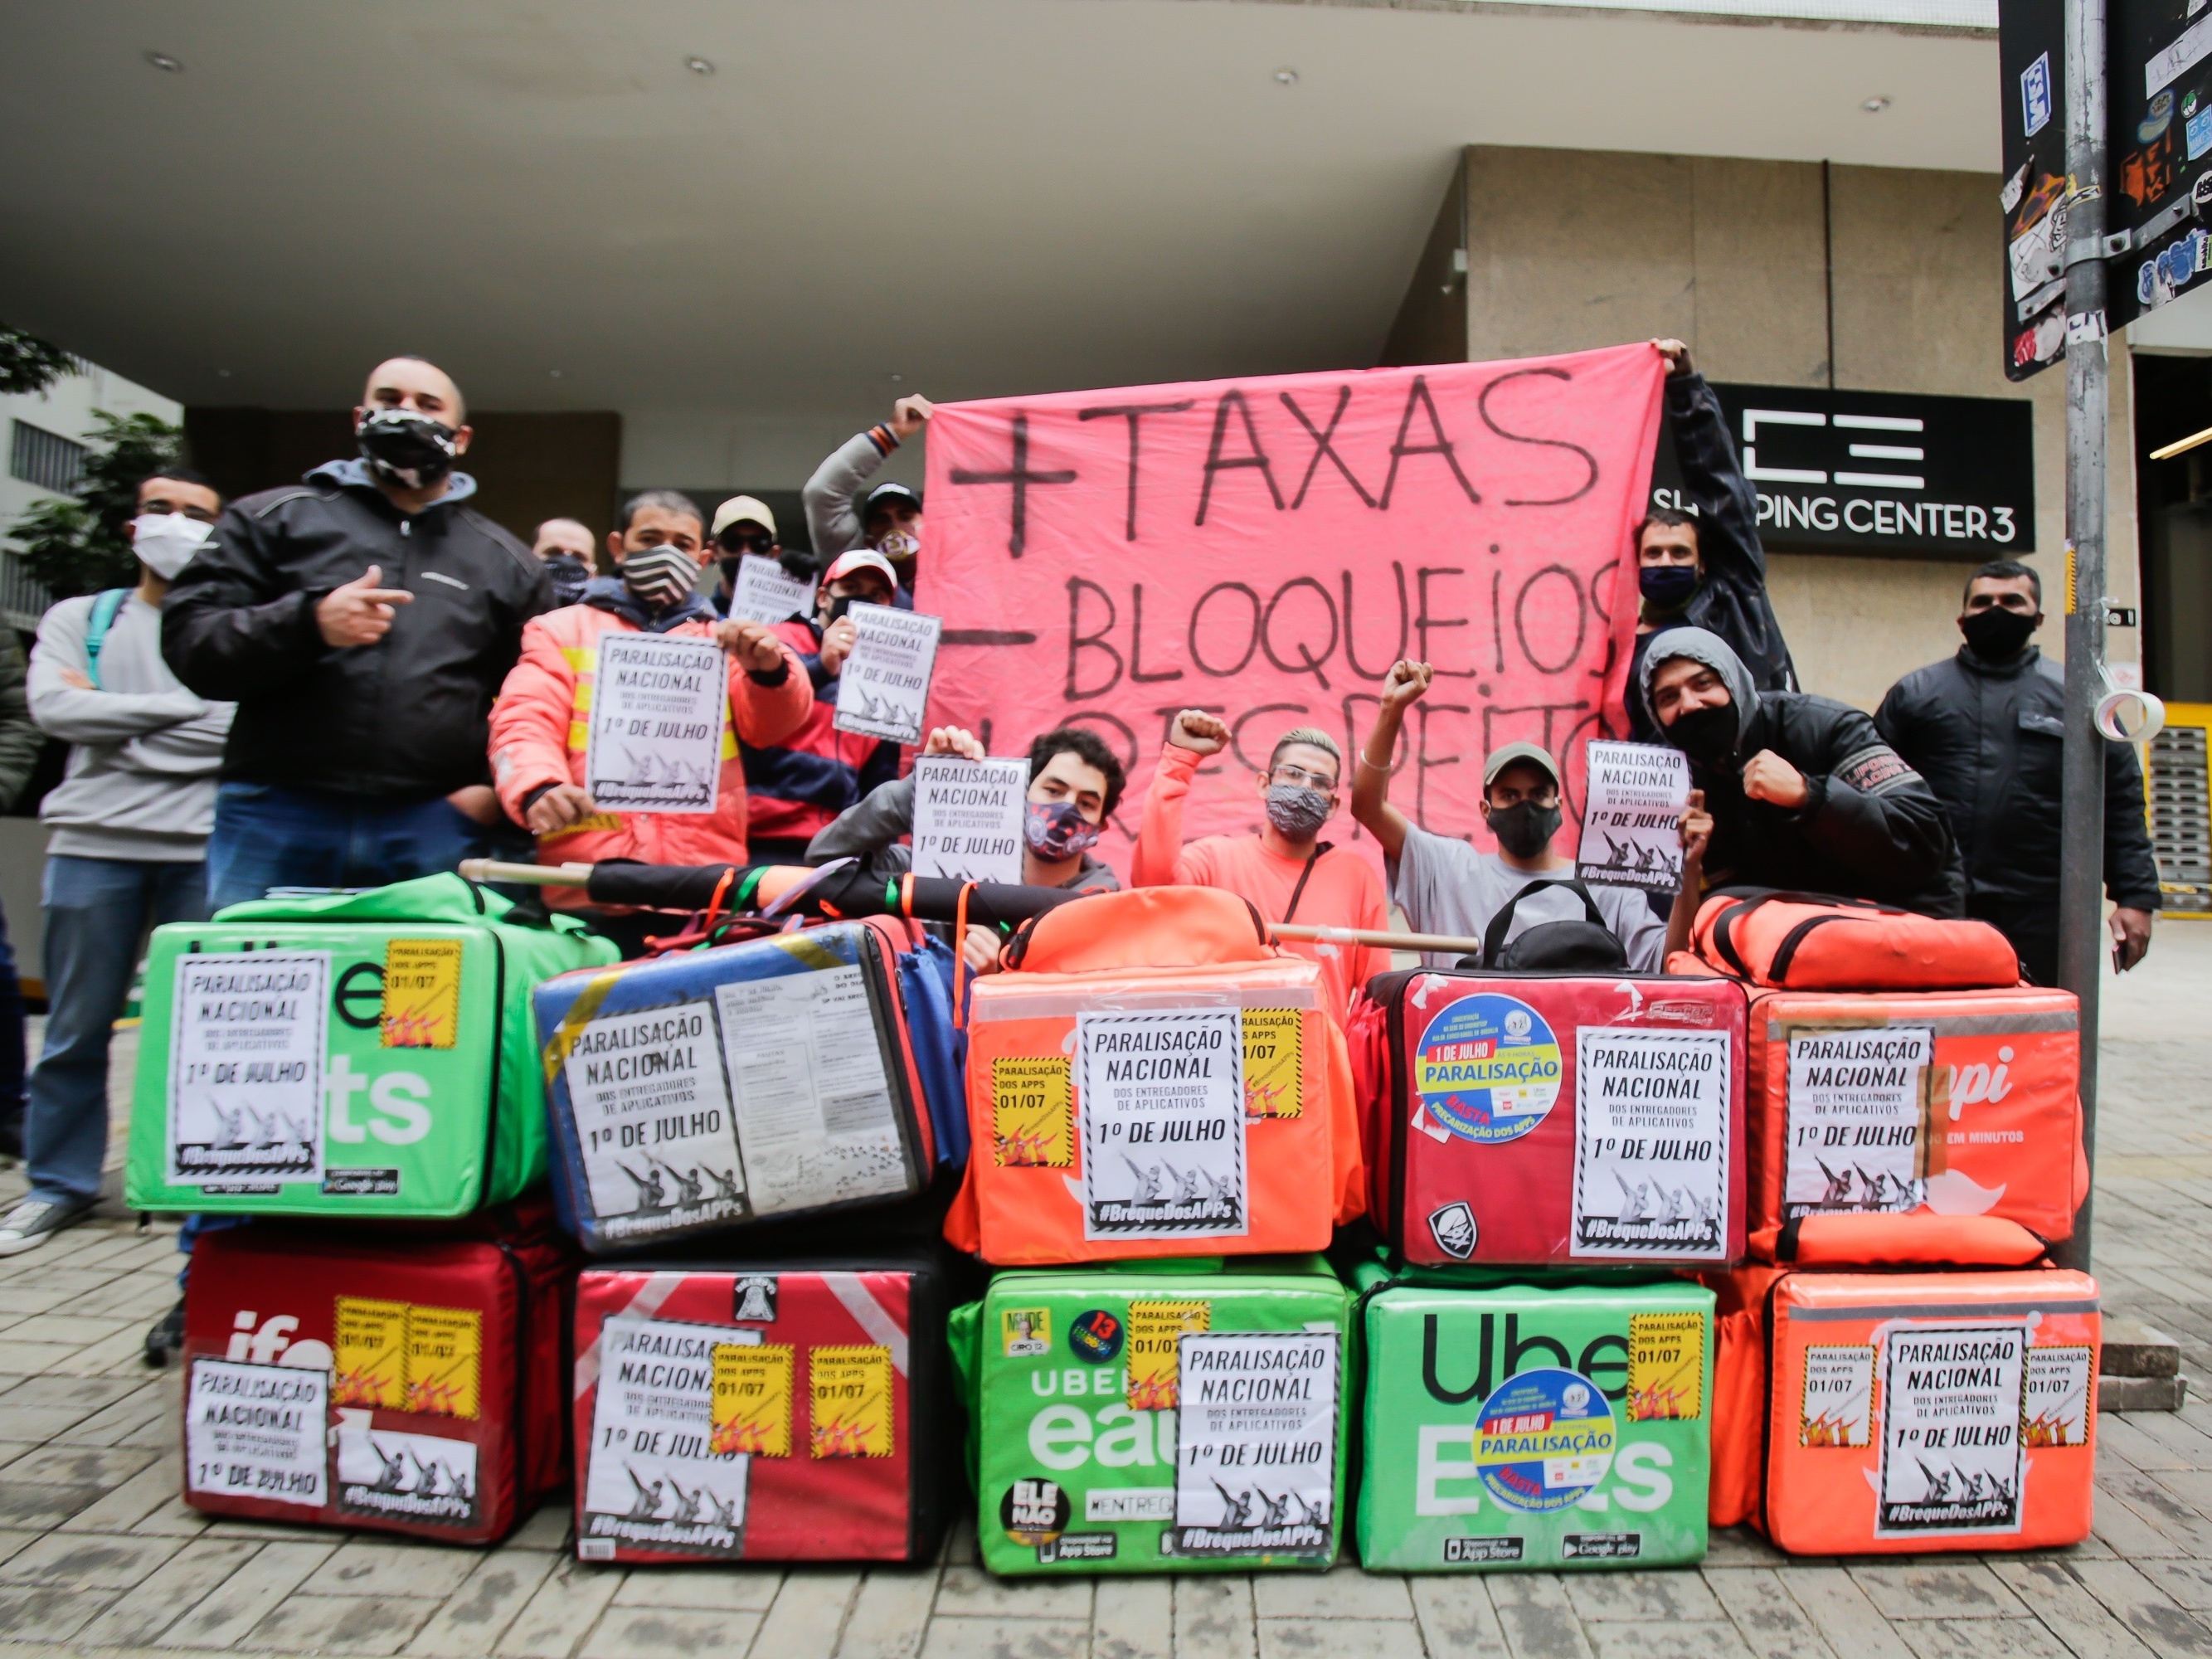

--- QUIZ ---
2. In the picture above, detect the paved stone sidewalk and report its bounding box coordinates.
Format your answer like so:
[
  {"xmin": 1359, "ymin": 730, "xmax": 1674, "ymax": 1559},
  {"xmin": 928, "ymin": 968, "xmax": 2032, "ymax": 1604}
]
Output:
[{"xmin": 6, "ymin": 937, "xmax": 2212, "ymax": 1657}]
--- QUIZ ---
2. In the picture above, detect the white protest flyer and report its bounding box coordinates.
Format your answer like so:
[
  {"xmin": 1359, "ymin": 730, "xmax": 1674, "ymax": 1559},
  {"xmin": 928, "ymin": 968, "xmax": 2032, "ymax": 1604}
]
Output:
[
  {"xmin": 560, "ymin": 1000, "xmax": 746, "ymax": 1242},
  {"xmin": 1784, "ymin": 1028, "xmax": 1934, "ymax": 1217},
  {"xmin": 1171, "ymin": 1330, "xmax": 1338, "ymax": 1558},
  {"xmin": 582, "ymin": 1316, "xmax": 758, "ymax": 1559},
  {"xmin": 1576, "ymin": 741, "xmax": 1690, "ymax": 894},
  {"xmin": 726, "ymin": 555, "xmax": 814, "ymax": 625},
  {"xmin": 912, "ymin": 756, "xmax": 1028, "ymax": 883},
  {"xmin": 185, "ymin": 1358, "xmax": 329, "ymax": 1508},
  {"xmin": 1078, "ymin": 1009, "xmax": 1247, "ymax": 1241},
  {"xmin": 1875, "ymin": 1323, "xmax": 2028, "ymax": 1536},
  {"xmin": 334, "ymin": 1411, "xmax": 479, "ymax": 1529},
  {"xmin": 1798, "ymin": 1345, "xmax": 1875, "ymax": 1447},
  {"xmin": 167, "ymin": 951, "xmax": 328, "ymax": 1187},
  {"xmin": 586, "ymin": 632, "xmax": 727, "ymax": 814},
  {"xmin": 1570, "ymin": 1027, "xmax": 1731, "ymax": 1259},
  {"xmin": 833, "ymin": 602, "xmax": 941, "ymax": 745},
  {"xmin": 714, "ymin": 965, "xmax": 909, "ymax": 1215},
  {"xmin": 2023, "ymin": 1346, "xmax": 2094, "ymax": 1449}
]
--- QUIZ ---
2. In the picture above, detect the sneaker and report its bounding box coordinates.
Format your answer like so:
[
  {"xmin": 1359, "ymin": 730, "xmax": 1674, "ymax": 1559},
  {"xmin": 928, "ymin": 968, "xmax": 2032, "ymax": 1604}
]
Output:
[
  {"xmin": 0, "ymin": 1195, "xmax": 91, "ymax": 1258},
  {"xmin": 145, "ymin": 1298, "xmax": 187, "ymax": 1369}
]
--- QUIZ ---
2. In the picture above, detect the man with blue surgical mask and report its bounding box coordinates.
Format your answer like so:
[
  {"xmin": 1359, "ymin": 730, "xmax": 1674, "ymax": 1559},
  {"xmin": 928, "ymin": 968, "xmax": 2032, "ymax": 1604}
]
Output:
[
  {"xmin": 2, "ymin": 469, "xmax": 236, "ymax": 1258},
  {"xmin": 1625, "ymin": 339, "xmax": 1797, "ymax": 744}
]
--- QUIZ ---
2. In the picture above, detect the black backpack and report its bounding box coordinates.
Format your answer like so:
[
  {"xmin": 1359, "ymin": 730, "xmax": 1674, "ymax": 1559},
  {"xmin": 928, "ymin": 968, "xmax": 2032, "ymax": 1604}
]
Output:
[{"xmin": 1467, "ymin": 878, "xmax": 1630, "ymax": 973}]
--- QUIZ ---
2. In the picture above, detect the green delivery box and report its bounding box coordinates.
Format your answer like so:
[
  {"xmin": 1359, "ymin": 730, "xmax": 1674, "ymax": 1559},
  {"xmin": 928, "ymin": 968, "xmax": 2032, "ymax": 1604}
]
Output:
[
  {"xmin": 126, "ymin": 874, "xmax": 616, "ymax": 1217},
  {"xmin": 1356, "ymin": 1275, "xmax": 1714, "ymax": 1571},
  {"xmin": 950, "ymin": 1258, "xmax": 1352, "ymax": 1575}
]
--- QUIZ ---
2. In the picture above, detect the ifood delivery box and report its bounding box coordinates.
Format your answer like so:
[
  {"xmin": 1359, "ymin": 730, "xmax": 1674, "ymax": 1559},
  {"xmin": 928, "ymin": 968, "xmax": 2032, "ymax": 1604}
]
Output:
[
  {"xmin": 571, "ymin": 1257, "xmax": 951, "ymax": 1563},
  {"xmin": 128, "ymin": 875, "xmax": 616, "ymax": 1218},
  {"xmin": 949, "ymin": 888, "xmax": 1364, "ymax": 1266},
  {"xmin": 1357, "ymin": 1275, "xmax": 1714, "ymax": 1571},
  {"xmin": 534, "ymin": 920, "xmax": 939, "ymax": 1254},
  {"xmin": 180, "ymin": 1204, "xmax": 576, "ymax": 1545},
  {"xmin": 950, "ymin": 1258, "xmax": 1354, "ymax": 1575},
  {"xmin": 1354, "ymin": 969, "xmax": 1747, "ymax": 1268},
  {"xmin": 1742, "ymin": 985, "xmax": 2084, "ymax": 1258}
]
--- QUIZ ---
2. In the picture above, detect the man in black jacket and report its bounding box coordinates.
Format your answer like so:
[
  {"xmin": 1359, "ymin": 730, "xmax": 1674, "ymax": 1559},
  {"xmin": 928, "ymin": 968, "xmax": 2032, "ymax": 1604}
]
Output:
[
  {"xmin": 163, "ymin": 357, "xmax": 552, "ymax": 907},
  {"xmin": 1641, "ymin": 626, "xmax": 1964, "ymax": 917},
  {"xmin": 1875, "ymin": 560, "xmax": 2159, "ymax": 986},
  {"xmin": 1626, "ymin": 341, "xmax": 1797, "ymax": 743}
]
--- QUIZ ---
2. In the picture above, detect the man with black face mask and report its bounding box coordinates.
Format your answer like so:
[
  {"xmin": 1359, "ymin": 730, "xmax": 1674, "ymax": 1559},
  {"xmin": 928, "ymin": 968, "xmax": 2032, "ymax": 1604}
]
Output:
[
  {"xmin": 163, "ymin": 357, "xmax": 552, "ymax": 906},
  {"xmin": 1875, "ymin": 561, "xmax": 2159, "ymax": 985},
  {"xmin": 1625, "ymin": 340, "xmax": 1797, "ymax": 743},
  {"xmin": 1643, "ymin": 626, "xmax": 1964, "ymax": 918},
  {"xmin": 1352, "ymin": 660, "xmax": 1675, "ymax": 969}
]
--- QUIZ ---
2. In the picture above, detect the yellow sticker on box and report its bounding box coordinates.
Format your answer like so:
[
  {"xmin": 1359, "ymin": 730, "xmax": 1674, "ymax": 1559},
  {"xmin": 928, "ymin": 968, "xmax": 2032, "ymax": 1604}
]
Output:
[
  {"xmin": 382, "ymin": 939, "xmax": 463, "ymax": 1048},
  {"xmin": 712, "ymin": 1344, "xmax": 794, "ymax": 1456},
  {"xmin": 1626, "ymin": 1311, "xmax": 1704, "ymax": 1421},
  {"xmin": 811, "ymin": 1345, "xmax": 894, "ymax": 1458},
  {"xmin": 1126, "ymin": 1299, "xmax": 1210, "ymax": 1410},
  {"xmin": 1242, "ymin": 1009, "xmax": 1301, "ymax": 1118},
  {"xmin": 992, "ymin": 1057, "xmax": 1072, "ymax": 1166},
  {"xmin": 403, "ymin": 1304, "xmax": 483, "ymax": 1419},
  {"xmin": 333, "ymin": 1297, "xmax": 410, "ymax": 1410}
]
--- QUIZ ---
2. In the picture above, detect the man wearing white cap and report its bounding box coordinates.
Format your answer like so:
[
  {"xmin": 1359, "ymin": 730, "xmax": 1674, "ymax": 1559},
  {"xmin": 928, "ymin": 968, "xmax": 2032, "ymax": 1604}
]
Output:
[
  {"xmin": 738, "ymin": 547, "xmax": 907, "ymax": 862},
  {"xmin": 707, "ymin": 494, "xmax": 806, "ymax": 619}
]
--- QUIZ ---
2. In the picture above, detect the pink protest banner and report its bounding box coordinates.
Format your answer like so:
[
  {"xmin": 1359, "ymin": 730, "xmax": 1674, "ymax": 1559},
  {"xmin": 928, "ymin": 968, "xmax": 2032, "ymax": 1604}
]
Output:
[{"xmin": 921, "ymin": 342, "xmax": 1667, "ymax": 875}]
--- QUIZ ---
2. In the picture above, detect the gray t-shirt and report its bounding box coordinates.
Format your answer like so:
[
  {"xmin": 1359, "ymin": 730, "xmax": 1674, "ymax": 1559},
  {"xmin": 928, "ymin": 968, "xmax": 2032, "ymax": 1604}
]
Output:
[{"xmin": 1388, "ymin": 825, "xmax": 1665, "ymax": 971}]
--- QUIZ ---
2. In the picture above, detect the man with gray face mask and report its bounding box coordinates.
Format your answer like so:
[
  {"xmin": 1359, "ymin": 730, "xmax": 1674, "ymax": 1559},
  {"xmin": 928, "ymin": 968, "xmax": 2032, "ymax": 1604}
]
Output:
[{"xmin": 1133, "ymin": 708, "xmax": 1388, "ymax": 1017}]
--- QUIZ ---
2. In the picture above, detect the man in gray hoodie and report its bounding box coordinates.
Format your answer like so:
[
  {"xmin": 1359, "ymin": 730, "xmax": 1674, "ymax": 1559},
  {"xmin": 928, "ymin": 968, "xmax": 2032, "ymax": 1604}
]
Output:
[{"xmin": 0, "ymin": 469, "xmax": 235, "ymax": 1256}]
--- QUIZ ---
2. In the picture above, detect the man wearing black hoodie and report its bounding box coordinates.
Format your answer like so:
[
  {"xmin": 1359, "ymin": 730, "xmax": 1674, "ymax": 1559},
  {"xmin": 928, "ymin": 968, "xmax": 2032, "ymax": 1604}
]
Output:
[
  {"xmin": 1641, "ymin": 626, "xmax": 1963, "ymax": 917},
  {"xmin": 1875, "ymin": 561, "xmax": 2158, "ymax": 986},
  {"xmin": 163, "ymin": 357, "xmax": 552, "ymax": 907}
]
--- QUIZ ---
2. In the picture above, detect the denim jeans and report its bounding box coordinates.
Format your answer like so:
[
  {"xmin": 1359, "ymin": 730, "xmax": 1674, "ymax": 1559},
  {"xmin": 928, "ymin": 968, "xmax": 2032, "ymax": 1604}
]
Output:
[
  {"xmin": 0, "ymin": 896, "xmax": 24, "ymax": 1141},
  {"xmin": 206, "ymin": 784, "xmax": 487, "ymax": 912},
  {"xmin": 25, "ymin": 858, "xmax": 211, "ymax": 1206}
]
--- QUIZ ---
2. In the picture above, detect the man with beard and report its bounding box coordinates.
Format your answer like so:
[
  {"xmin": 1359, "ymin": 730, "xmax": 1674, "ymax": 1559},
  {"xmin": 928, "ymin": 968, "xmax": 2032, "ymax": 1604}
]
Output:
[{"xmin": 1876, "ymin": 561, "xmax": 2158, "ymax": 985}]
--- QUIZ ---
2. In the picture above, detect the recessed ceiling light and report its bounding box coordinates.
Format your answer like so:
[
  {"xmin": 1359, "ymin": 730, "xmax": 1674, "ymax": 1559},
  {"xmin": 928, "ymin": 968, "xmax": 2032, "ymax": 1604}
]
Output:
[
  {"xmin": 549, "ymin": 369, "xmax": 563, "ymax": 378},
  {"xmin": 1862, "ymin": 95, "xmax": 1891, "ymax": 112},
  {"xmin": 145, "ymin": 51, "xmax": 184, "ymax": 73},
  {"xmin": 1274, "ymin": 67, "xmax": 1300, "ymax": 86},
  {"xmin": 216, "ymin": 368, "xmax": 231, "ymax": 378},
  {"xmin": 890, "ymin": 373, "xmax": 903, "ymax": 383},
  {"xmin": 684, "ymin": 56, "xmax": 715, "ymax": 75}
]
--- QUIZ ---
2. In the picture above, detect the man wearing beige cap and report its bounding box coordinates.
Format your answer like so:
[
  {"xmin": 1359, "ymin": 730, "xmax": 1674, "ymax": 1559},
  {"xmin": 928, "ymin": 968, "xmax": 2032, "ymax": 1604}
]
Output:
[
  {"xmin": 1351, "ymin": 659, "xmax": 1681, "ymax": 970},
  {"xmin": 708, "ymin": 494, "xmax": 807, "ymax": 620}
]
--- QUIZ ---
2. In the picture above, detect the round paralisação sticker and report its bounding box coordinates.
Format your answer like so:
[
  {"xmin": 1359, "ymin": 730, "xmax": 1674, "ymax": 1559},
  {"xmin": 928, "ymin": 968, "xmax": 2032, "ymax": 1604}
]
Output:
[
  {"xmin": 1475, "ymin": 1367, "xmax": 1617, "ymax": 1514},
  {"xmin": 1413, "ymin": 992, "xmax": 1563, "ymax": 1142},
  {"xmin": 1069, "ymin": 1309, "xmax": 1125, "ymax": 1364},
  {"xmin": 1000, "ymin": 1478, "xmax": 1072, "ymax": 1546}
]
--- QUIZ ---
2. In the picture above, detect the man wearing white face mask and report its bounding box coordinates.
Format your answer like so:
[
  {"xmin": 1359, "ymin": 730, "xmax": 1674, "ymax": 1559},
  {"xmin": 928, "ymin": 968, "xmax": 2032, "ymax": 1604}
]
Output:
[{"xmin": 0, "ymin": 469, "xmax": 236, "ymax": 1256}]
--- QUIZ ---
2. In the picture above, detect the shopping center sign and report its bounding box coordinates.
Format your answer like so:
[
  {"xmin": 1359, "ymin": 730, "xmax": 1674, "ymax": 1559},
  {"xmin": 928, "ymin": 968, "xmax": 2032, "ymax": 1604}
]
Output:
[{"xmin": 1648, "ymin": 382, "xmax": 2037, "ymax": 558}]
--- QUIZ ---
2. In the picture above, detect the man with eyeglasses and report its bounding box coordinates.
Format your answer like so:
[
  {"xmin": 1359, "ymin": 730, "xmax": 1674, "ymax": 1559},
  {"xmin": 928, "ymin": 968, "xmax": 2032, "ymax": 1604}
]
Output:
[
  {"xmin": 1351, "ymin": 660, "xmax": 1678, "ymax": 970},
  {"xmin": 1133, "ymin": 709, "xmax": 1387, "ymax": 1017}
]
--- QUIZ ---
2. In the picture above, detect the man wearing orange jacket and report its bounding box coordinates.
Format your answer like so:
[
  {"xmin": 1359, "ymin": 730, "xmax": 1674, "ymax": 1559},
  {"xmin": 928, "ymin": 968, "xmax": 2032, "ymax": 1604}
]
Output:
[
  {"xmin": 1133, "ymin": 710, "xmax": 1388, "ymax": 1018},
  {"xmin": 489, "ymin": 490, "xmax": 810, "ymax": 949}
]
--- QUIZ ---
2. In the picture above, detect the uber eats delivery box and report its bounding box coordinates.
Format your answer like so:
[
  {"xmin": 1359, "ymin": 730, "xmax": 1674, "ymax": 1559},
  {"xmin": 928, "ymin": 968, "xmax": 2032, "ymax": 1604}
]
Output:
[
  {"xmin": 1755, "ymin": 1262, "xmax": 2098, "ymax": 1554},
  {"xmin": 180, "ymin": 1202, "xmax": 576, "ymax": 1545},
  {"xmin": 128, "ymin": 875, "xmax": 616, "ymax": 1218},
  {"xmin": 571, "ymin": 1255, "xmax": 951, "ymax": 1563},
  {"xmin": 1742, "ymin": 985, "xmax": 2084, "ymax": 1260},
  {"xmin": 947, "ymin": 888, "xmax": 1364, "ymax": 1267},
  {"xmin": 1354, "ymin": 969, "xmax": 1747, "ymax": 1268},
  {"xmin": 950, "ymin": 1258, "xmax": 1354, "ymax": 1575},
  {"xmin": 1356, "ymin": 1273, "xmax": 1713, "ymax": 1571},
  {"xmin": 533, "ymin": 919, "xmax": 939, "ymax": 1255}
]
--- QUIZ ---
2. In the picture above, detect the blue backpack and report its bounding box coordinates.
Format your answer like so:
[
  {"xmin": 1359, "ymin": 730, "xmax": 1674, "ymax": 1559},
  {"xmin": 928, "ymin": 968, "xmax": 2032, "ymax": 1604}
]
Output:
[{"xmin": 82, "ymin": 588, "xmax": 131, "ymax": 687}]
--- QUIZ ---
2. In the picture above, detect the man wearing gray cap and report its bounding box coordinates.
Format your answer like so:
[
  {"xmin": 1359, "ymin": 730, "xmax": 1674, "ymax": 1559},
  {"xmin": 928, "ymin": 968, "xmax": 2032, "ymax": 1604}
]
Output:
[
  {"xmin": 1354, "ymin": 660, "xmax": 1678, "ymax": 969},
  {"xmin": 1641, "ymin": 626, "xmax": 1963, "ymax": 917}
]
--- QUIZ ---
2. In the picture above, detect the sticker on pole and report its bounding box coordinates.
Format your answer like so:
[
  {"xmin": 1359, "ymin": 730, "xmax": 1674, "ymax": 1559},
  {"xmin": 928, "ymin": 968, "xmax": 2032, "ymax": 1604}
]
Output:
[
  {"xmin": 1475, "ymin": 1367, "xmax": 1616, "ymax": 1513},
  {"xmin": 1412, "ymin": 993, "xmax": 1562, "ymax": 1143}
]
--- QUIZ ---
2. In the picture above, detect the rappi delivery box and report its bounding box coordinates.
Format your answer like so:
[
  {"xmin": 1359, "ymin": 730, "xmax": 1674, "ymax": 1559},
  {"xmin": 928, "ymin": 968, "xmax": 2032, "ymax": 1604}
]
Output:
[
  {"xmin": 1353, "ymin": 970, "xmax": 1747, "ymax": 1268},
  {"xmin": 129, "ymin": 875, "xmax": 615, "ymax": 1219},
  {"xmin": 1356, "ymin": 1273, "xmax": 1714, "ymax": 1572},
  {"xmin": 1741, "ymin": 985, "xmax": 2084, "ymax": 1258},
  {"xmin": 948, "ymin": 888, "xmax": 1364, "ymax": 1266},
  {"xmin": 571, "ymin": 1257, "xmax": 950, "ymax": 1563},
  {"xmin": 534, "ymin": 920, "xmax": 939, "ymax": 1255},
  {"xmin": 179, "ymin": 1204, "xmax": 576, "ymax": 1545},
  {"xmin": 1721, "ymin": 1247, "xmax": 2099, "ymax": 1554},
  {"xmin": 950, "ymin": 1258, "xmax": 1354, "ymax": 1574}
]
